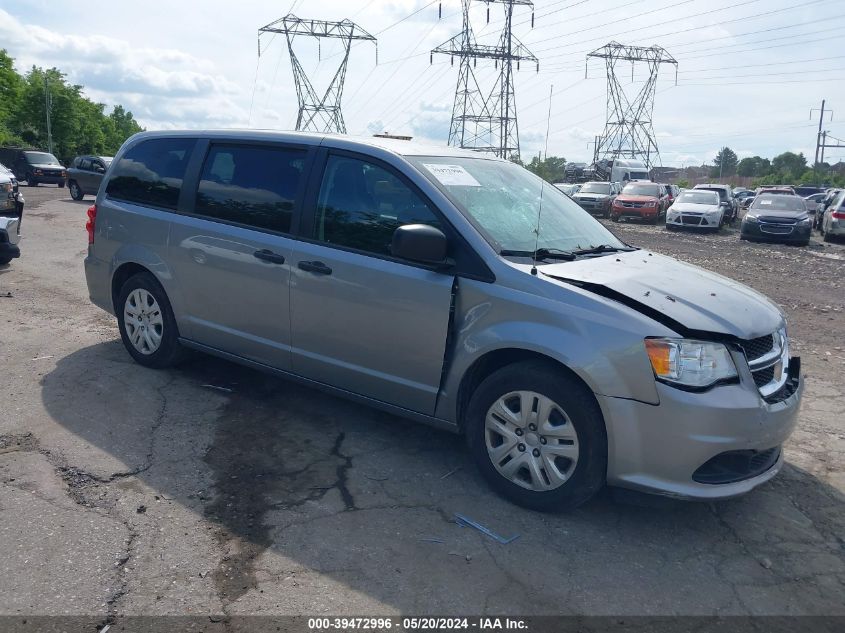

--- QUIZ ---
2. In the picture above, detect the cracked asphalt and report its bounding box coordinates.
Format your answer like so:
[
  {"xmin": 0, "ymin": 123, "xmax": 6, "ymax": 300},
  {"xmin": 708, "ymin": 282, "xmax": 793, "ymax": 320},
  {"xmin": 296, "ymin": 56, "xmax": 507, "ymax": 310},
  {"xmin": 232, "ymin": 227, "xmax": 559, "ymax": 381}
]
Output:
[{"xmin": 1, "ymin": 187, "xmax": 844, "ymax": 623}]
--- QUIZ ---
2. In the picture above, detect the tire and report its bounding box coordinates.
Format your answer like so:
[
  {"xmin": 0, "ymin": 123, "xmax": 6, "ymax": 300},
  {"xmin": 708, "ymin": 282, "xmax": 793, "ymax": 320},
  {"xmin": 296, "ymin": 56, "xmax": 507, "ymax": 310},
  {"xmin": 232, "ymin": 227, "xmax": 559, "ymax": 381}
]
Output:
[
  {"xmin": 465, "ymin": 360, "xmax": 607, "ymax": 512},
  {"xmin": 27, "ymin": 175, "xmax": 37, "ymax": 187},
  {"xmin": 666, "ymin": 224, "xmax": 677, "ymax": 231},
  {"xmin": 823, "ymin": 231, "xmax": 831, "ymax": 243},
  {"xmin": 68, "ymin": 181, "xmax": 84, "ymax": 200},
  {"xmin": 0, "ymin": 256, "xmax": 13, "ymax": 265},
  {"xmin": 116, "ymin": 272, "xmax": 185, "ymax": 369},
  {"xmin": 611, "ymin": 215, "xmax": 619, "ymax": 223},
  {"xmin": 58, "ymin": 180, "xmax": 66, "ymax": 188}
]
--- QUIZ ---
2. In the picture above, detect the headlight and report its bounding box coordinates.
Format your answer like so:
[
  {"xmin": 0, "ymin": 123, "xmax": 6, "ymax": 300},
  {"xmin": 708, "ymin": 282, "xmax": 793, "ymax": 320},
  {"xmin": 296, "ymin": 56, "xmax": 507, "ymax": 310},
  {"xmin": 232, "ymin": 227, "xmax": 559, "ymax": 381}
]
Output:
[
  {"xmin": 645, "ymin": 338, "xmax": 737, "ymax": 389},
  {"xmin": 0, "ymin": 182, "xmax": 11, "ymax": 194},
  {"xmin": 744, "ymin": 214, "xmax": 759, "ymax": 223},
  {"xmin": 798, "ymin": 217, "xmax": 810, "ymax": 225},
  {"xmin": 34, "ymin": 169, "xmax": 43, "ymax": 175}
]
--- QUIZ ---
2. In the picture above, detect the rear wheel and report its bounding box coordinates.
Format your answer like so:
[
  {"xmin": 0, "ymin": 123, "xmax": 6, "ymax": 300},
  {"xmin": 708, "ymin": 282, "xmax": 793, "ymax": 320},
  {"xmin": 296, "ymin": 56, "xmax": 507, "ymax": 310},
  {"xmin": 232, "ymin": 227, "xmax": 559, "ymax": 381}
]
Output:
[
  {"xmin": 465, "ymin": 361, "xmax": 607, "ymax": 512},
  {"xmin": 0, "ymin": 256, "xmax": 13, "ymax": 265},
  {"xmin": 68, "ymin": 181, "xmax": 84, "ymax": 200},
  {"xmin": 116, "ymin": 272, "xmax": 185, "ymax": 369},
  {"xmin": 27, "ymin": 175, "xmax": 37, "ymax": 187},
  {"xmin": 823, "ymin": 231, "xmax": 831, "ymax": 243}
]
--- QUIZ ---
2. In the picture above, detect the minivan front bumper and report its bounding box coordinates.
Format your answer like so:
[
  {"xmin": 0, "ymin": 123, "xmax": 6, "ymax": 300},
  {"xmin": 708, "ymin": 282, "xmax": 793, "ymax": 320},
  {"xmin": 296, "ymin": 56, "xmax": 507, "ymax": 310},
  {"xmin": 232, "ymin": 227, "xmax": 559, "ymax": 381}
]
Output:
[{"xmin": 597, "ymin": 359, "xmax": 802, "ymax": 500}]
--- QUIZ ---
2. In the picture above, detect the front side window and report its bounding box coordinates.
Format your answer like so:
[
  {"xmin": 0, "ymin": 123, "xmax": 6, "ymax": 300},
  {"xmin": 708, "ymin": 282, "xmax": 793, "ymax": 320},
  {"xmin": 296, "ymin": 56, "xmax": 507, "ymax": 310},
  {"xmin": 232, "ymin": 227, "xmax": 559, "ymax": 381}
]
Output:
[
  {"xmin": 194, "ymin": 144, "xmax": 305, "ymax": 233},
  {"xmin": 315, "ymin": 155, "xmax": 441, "ymax": 256},
  {"xmin": 79, "ymin": 158, "xmax": 92, "ymax": 171},
  {"xmin": 410, "ymin": 156, "xmax": 625, "ymax": 254},
  {"xmin": 106, "ymin": 138, "xmax": 195, "ymax": 210}
]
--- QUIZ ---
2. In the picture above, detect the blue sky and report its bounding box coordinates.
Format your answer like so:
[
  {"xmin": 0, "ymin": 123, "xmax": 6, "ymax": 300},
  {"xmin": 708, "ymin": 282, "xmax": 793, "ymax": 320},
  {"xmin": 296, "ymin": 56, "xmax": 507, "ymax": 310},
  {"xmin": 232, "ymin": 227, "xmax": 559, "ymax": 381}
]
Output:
[{"xmin": 2, "ymin": 0, "xmax": 844, "ymax": 167}]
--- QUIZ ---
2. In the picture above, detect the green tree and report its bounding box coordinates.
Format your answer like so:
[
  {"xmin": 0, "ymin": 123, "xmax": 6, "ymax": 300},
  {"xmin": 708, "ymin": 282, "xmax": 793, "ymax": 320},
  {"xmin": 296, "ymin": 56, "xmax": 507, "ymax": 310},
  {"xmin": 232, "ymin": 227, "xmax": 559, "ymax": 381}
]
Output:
[
  {"xmin": 524, "ymin": 155, "xmax": 567, "ymax": 182},
  {"xmin": 710, "ymin": 146, "xmax": 738, "ymax": 179},
  {"xmin": 771, "ymin": 151, "xmax": 807, "ymax": 181},
  {"xmin": 736, "ymin": 155, "xmax": 770, "ymax": 177},
  {"xmin": 0, "ymin": 49, "xmax": 24, "ymax": 145}
]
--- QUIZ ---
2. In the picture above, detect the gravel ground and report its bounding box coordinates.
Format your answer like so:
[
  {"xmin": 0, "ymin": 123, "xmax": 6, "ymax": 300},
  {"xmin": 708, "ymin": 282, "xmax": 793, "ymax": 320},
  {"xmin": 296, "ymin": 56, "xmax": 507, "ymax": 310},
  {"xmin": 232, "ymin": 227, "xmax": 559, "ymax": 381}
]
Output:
[{"xmin": 0, "ymin": 186, "xmax": 843, "ymax": 625}]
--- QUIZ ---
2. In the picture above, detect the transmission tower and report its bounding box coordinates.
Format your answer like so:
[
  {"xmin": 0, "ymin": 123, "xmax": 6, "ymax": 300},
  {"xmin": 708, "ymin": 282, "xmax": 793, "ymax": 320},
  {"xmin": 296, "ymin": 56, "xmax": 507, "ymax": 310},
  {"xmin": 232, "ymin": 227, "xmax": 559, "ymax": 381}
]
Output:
[
  {"xmin": 258, "ymin": 14, "xmax": 376, "ymax": 134},
  {"xmin": 432, "ymin": 0, "xmax": 537, "ymax": 160},
  {"xmin": 586, "ymin": 42, "xmax": 677, "ymax": 169}
]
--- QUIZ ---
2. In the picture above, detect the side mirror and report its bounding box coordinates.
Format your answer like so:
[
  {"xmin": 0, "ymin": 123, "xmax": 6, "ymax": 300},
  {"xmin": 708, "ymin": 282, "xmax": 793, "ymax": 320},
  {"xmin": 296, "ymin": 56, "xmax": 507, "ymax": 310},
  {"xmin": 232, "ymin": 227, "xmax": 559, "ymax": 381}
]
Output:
[
  {"xmin": 95, "ymin": 165, "xmax": 105, "ymax": 173},
  {"xmin": 391, "ymin": 224, "xmax": 448, "ymax": 266}
]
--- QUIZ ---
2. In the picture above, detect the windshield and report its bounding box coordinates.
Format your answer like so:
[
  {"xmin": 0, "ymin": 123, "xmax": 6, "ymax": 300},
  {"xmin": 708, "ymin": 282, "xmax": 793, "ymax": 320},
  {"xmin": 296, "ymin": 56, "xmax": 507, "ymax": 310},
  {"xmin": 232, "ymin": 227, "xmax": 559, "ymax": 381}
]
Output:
[
  {"xmin": 24, "ymin": 151, "xmax": 61, "ymax": 165},
  {"xmin": 677, "ymin": 191, "xmax": 719, "ymax": 205},
  {"xmin": 696, "ymin": 187, "xmax": 728, "ymax": 201},
  {"xmin": 751, "ymin": 195, "xmax": 806, "ymax": 212},
  {"xmin": 411, "ymin": 157, "xmax": 626, "ymax": 254},
  {"xmin": 579, "ymin": 183, "xmax": 611, "ymax": 194},
  {"xmin": 622, "ymin": 183, "xmax": 661, "ymax": 197},
  {"xmin": 630, "ymin": 171, "xmax": 649, "ymax": 180}
]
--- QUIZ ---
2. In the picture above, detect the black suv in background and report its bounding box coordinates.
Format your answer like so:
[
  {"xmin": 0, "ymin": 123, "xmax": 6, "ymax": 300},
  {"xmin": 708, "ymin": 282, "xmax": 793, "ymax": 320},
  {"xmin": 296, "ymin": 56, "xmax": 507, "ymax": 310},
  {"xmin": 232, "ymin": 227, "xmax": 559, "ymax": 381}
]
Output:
[
  {"xmin": 0, "ymin": 147, "xmax": 67, "ymax": 187},
  {"xmin": 67, "ymin": 155, "xmax": 112, "ymax": 200}
]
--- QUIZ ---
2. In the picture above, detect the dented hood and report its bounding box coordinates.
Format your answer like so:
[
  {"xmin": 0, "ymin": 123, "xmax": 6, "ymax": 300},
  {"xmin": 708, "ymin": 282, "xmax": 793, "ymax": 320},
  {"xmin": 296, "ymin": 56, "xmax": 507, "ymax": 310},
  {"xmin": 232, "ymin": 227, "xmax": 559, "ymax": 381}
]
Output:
[{"xmin": 541, "ymin": 250, "xmax": 783, "ymax": 339}]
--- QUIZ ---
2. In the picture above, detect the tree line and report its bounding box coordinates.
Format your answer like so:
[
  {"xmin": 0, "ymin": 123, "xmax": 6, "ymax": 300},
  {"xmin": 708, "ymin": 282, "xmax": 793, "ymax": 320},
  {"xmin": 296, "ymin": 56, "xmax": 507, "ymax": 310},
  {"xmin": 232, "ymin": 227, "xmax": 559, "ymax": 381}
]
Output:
[
  {"xmin": 709, "ymin": 146, "xmax": 844, "ymax": 187},
  {"xmin": 0, "ymin": 49, "xmax": 144, "ymax": 165}
]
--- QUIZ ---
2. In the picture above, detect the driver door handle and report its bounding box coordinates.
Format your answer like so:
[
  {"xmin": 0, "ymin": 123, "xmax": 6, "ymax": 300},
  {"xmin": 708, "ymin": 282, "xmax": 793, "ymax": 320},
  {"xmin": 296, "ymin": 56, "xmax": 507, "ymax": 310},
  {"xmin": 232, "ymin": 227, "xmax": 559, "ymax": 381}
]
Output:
[
  {"xmin": 253, "ymin": 249, "xmax": 286, "ymax": 264},
  {"xmin": 298, "ymin": 260, "xmax": 333, "ymax": 275}
]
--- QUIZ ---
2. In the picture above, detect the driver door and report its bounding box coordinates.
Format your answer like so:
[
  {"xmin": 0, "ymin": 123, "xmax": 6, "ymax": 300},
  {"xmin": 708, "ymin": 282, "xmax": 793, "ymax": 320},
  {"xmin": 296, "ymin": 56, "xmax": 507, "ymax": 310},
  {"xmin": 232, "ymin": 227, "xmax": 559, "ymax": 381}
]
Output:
[{"xmin": 289, "ymin": 152, "xmax": 454, "ymax": 415}]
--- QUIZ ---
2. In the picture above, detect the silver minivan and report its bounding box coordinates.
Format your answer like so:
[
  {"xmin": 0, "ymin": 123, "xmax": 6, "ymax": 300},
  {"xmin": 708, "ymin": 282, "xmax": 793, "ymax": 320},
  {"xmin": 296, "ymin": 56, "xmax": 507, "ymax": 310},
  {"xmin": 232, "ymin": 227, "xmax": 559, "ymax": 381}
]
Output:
[{"xmin": 84, "ymin": 131, "xmax": 802, "ymax": 510}]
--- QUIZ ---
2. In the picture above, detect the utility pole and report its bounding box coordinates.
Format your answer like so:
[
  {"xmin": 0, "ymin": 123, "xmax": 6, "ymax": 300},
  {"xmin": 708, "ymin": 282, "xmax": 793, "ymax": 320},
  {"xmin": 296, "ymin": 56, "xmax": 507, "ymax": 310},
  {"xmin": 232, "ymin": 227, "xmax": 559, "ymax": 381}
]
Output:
[
  {"xmin": 432, "ymin": 0, "xmax": 537, "ymax": 161},
  {"xmin": 586, "ymin": 42, "xmax": 677, "ymax": 170},
  {"xmin": 811, "ymin": 100, "xmax": 833, "ymax": 184},
  {"xmin": 44, "ymin": 74, "xmax": 53, "ymax": 155},
  {"xmin": 258, "ymin": 14, "xmax": 376, "ymax": 133}
]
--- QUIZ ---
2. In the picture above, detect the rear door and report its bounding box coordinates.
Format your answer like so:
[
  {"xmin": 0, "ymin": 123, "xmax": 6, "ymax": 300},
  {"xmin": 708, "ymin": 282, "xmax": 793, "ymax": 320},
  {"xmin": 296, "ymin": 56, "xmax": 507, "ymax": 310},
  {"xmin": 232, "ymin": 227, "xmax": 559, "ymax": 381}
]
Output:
[
  {"xmin": 169, "ymin": 140, "xmax": 313, "ymax": 370},
  {"xmin": 288, "ymin": 151, "xmax": 454, "ymax": 415}
]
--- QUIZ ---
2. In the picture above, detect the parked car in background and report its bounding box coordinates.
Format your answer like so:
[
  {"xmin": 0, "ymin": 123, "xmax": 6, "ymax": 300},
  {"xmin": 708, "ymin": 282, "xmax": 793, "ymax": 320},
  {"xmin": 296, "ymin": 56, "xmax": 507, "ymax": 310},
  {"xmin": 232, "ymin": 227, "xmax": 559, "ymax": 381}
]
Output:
[
  {"xmin": 572, "ymin": 181, "xmax": 616, "ymax": 218},
  {"xmin": 735, "ymin": 190, "xmax": 755, "ymax": 206},
  {"xmin": 564, "ymin": 162, "xmax": 587, "ymax": 182},
  {"xmin": 0, "ymin": 162, "xmax": 18, "ymax": 192},
  {"xmin": 83, "ymin": 130, "xmax": 802, "ymax": 510},
  {"xmin": 755, "ymin": 186, "xmax": 796, "ymax": 196},
  {"xmin": 740, "ymin": 193, "xmax": 811, "ymax": 246},
  {"xmin": 817, "ymin": 188, "xmax": 842, "ymax": 230},
  {"xmin": 819, "ymin": 189, "xmax": 845, "ymax": 242},
  {"xmin": 553, "ymin": 182, "xmax": 581, "ymax": 197},
  {"xmin": 663, "ymin": 183, "xmax": 680, "ymax": 206},
  {"xmin": 67, "ymin": 155, "xmax": 113, "ymax": 200},
  {"xmin": 794, "ymin": 186, "xmax": 826, "ymax": 198},
  {"xmin": 803, "ymin": 192, "xmax": 826, "ymax": 218},
  {"xmin": 611, "ymin": 181, "xmax": 668, "ymax": 223},
  {"xmin": 0, "ymin": 169, "xmax": 23, "ymax": 265},
  {"xmin": 693, "ymin": 183, "xmax": 738, "ymax": 223},
  {"xmin": 665, "ymin": 189, "xmax": 723, "ymax": 232},
  {"xmin": 0, "ymin": 147, "xmax": 67, "ymax": 187},
  {"xmin": 741, "ymin": 195, "xmax": 756, "ymax": 210}
]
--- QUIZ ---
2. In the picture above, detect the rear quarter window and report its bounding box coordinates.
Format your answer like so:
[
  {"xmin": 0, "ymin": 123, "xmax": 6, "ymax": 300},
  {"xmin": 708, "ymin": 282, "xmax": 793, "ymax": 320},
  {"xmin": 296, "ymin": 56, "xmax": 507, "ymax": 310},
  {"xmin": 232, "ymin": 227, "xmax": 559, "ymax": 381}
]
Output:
[{"xmin": 106, "ymin": 138, "xmax": 196, "ymax": 210}]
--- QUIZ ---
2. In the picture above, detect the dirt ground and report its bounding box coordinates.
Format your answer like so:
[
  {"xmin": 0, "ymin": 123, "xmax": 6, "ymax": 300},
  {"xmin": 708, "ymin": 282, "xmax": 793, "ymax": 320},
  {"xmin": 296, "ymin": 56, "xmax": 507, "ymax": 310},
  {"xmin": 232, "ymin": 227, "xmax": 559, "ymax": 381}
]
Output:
[{"xmin": 1, "ymin": 186, "xmax": 843, "ymax": 625}]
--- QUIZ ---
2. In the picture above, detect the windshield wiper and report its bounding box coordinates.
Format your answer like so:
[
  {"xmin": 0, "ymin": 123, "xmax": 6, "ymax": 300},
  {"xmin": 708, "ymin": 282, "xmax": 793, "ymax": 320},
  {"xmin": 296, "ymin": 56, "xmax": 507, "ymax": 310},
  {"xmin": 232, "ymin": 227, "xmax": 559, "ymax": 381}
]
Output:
[
  {"xmin": 569, "ymin": 244, "xmax": 637, "ymax": 256},
  {"xmin": 499, "ymin": 247, "xmax": 576, "ymax": 261}
]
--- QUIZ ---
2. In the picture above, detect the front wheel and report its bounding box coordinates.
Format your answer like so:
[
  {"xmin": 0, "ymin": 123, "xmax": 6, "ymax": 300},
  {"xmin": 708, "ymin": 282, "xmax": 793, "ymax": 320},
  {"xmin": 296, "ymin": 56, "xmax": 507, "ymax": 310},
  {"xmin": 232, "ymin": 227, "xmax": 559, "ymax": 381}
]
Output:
[
  {"xmin": 465, "ymin": 361, "xmax": 607, "ymax": 512},
  {"xmin": 28, "ymin": 176, "xmax": 37, "ymax": 187},
  {"xmin": 68, "ymin": 181, "xmax": 84, "ymax": 200},
  {"xmin": 58, "ymin": 180, "xmax": 66, "ymax": 188},
  {"xmin": 0, "ymin": 256, "xmax": 13, "ymax": 265},
  {"xmin": 116, "ymin": 272, "xmax": 185, "ymax": 369}
]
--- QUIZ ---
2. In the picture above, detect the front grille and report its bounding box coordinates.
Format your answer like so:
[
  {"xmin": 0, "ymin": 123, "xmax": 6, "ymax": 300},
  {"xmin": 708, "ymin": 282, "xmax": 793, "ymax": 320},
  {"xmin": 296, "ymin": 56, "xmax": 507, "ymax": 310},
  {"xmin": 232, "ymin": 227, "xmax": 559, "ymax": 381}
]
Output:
[
  {"xmin": 760, "ymin": 224, "xmax": 793, "ymax": 235},
  {"xmin": 753, "ymin": 365, "xmax": 775, "ymax": 388},
  {"xmin": 682, "ymin": 215, "xmax": 704, "ymax": 225},
  {"xmin": 621, "ymin": 202, "xmax": 644, "ymax": 208},
  {"xmin": 693, "ymin": 447, "xmax": 781, "ymax": 484},
  {"xmin": 738, "ymin": 334, "xmax": 774, "ymax": 362},
  {"xmin": 758, "ymin": 216, "xmax": 797, "ymax": 224}
]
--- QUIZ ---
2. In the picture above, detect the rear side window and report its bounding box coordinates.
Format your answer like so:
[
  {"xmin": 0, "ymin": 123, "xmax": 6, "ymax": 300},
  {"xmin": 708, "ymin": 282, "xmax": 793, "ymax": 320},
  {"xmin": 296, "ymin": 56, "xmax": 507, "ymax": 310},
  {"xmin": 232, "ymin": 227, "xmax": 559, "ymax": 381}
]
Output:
[
  {"xmin": 194, "ymin": 144, "xmax": 305, "ymax": 234},
  {"xmin": 314, "ymin": 155, "xmax": 441, "ymax": 257},
  {"xmin": 106, "ymin": 138, "xmax": 195, "ymax": 210}
]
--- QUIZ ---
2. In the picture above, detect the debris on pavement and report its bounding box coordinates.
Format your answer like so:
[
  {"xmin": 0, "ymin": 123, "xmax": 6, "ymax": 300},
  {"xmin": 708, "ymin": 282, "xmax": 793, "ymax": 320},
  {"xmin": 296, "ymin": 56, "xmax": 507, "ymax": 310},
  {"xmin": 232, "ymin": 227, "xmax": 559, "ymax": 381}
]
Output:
[
  {"xmin": 454, "ymin": 513, "xmax": 520, "ymax": 544},
  {"xmin": 419, "ymin": 537, "xmax": 445, "ymax": 544},
  {"xmin": 439, "ymin": 466, "xmax": 461, "ymax": 479},
  {"xmin": 136, "ymin": 505, "xmax": 147, "ymax": 514},
  {"xmin": 31, "ymin": 355, "xmax": 54, "ymax": 361},
  {"xmin": 202, "ymin": 384, "xmax": 234, "ymax": 393}
]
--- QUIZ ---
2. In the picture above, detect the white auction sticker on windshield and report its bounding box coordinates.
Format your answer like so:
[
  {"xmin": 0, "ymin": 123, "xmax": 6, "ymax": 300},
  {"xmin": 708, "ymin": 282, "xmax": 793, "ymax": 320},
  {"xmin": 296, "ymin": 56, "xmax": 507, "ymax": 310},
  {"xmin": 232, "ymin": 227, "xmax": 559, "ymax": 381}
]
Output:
[
  {"xmin": 423, "ymin": 163, "xmax": 481, "ymax": 187},
  {"xmin": 760, "ymin": 199, "xmax": 773, "ymax": 204}
]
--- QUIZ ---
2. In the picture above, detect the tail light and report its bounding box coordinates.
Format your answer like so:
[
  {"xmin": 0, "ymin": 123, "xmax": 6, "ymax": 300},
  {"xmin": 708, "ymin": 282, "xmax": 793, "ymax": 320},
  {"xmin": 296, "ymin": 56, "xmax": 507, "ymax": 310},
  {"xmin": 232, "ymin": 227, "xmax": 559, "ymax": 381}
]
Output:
[
  {"xmin": 86, "ymin": 204, "xmax": 97, "ymax": 244},
  {"xmin": 832, "ymin": 211, "xmax": 845, "ymax": 220}
]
